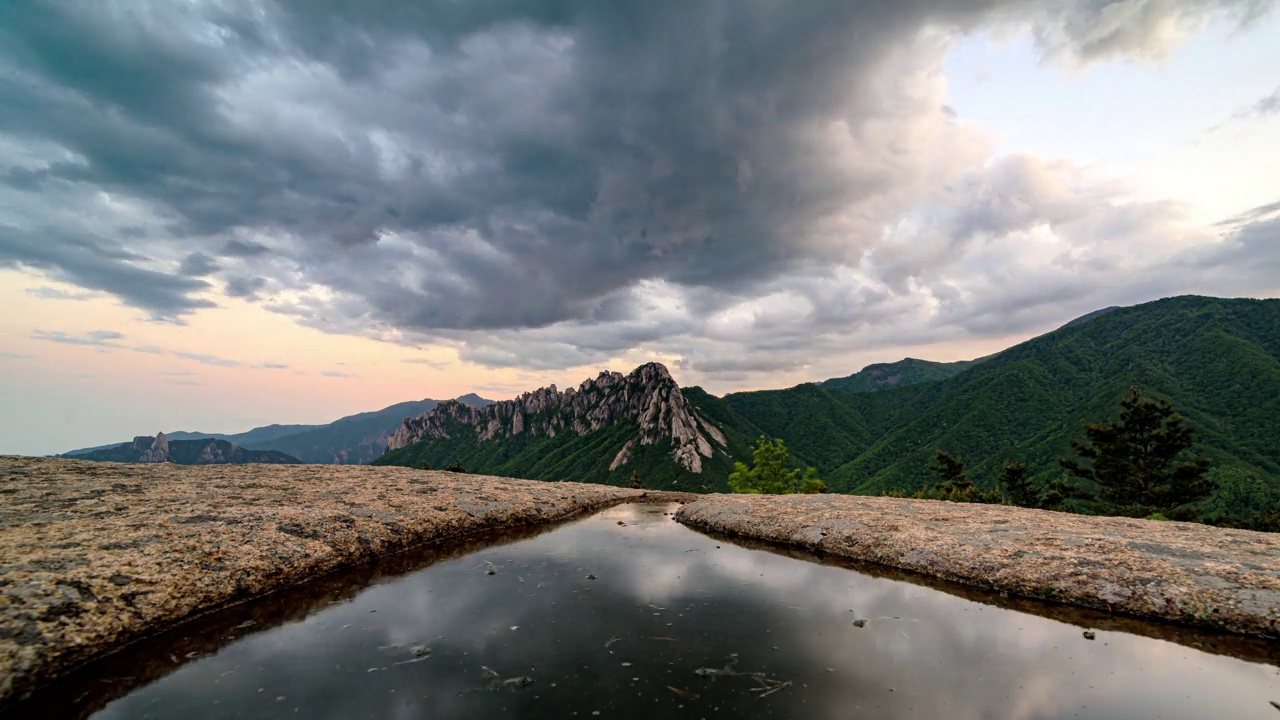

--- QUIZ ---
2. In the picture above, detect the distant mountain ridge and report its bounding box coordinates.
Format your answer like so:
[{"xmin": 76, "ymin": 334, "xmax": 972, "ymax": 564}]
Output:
[
  {"xmin": 63, "ymin": 394, "xmax": 493, "ymax": 465},
  {"xmin": 819, "ymin": 357, "xmax": 983, "ymax": 394},
  {"xmin": 816, "ymin": 304, "xmax": 1121, "ymax": 396},
  {"xmin": 76, "ymin": 433, "xmax": 301, "ymax": 465}
]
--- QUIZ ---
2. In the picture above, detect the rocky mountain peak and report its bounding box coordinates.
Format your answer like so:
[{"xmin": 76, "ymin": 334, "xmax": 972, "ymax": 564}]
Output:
[
  {"xmin": 136, "ymin": 432, "xmax": 170, "ymax": 463},
  {"xmin": 386, "ymin": 362, "xmax": 726, "ymax": 472}
]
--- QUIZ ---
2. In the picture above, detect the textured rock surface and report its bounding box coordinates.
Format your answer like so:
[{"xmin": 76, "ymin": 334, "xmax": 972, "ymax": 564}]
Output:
[
  {"xmin": 676, "ymin": 494, "xmax": 1280, "ymax": 639},
  {"xmin": 0, "ymin": 456, "xmax": 640, "ymax": 702},
  {"xmin": 387, "ymin": 362, "xmax": 724, "ymax": 472}
]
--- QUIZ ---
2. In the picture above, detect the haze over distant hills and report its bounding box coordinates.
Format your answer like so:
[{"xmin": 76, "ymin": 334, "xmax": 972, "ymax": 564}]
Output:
[
  {"xmin": 76, "ymin": 434, "xmax": 301, "ymax": 465},
  {"xmin": 64, "ymin": 394, "xmax": 493, "ymax": 465}
]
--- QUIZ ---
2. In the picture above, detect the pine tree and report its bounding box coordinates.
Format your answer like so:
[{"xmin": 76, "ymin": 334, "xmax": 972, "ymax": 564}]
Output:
[
  {"xmin": 1060, "ymin": 388, "xmax": 1214, "ymax": 517},
  {"xmin": 929, "ymin": 450, "xmax": 970, "ymax": 489},
  {"xmin": 924, "ymin": 450, "xmax": 1000, "ymax": 503},
  {"xmin": 628, "ymin": 471, "xmax": 644, "ymax": 490},
  {"xmin": 728, "ymin": 437, "xmax": 825, "ymax": 495},
  {"xmin": 999, "ymin": 461, "xmax": 1038, "ymax": 507}
]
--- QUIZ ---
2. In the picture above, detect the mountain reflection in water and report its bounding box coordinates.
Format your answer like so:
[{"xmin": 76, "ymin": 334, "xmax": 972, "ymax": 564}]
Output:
[{"xmin": 17, "ymin": 503, "xmax": 1280, "ymax": 719}]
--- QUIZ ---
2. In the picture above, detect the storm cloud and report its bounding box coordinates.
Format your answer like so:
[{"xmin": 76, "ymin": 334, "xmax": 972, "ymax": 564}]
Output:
[{"xmin": 1, "ymin": 0, "xmax": 1276, "ymax": 381}]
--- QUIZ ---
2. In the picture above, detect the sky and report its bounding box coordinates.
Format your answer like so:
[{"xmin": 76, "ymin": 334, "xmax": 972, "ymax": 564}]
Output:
[{"xmin": 1, "ymin": 0, "xmax": 1279, "ymax": 456}]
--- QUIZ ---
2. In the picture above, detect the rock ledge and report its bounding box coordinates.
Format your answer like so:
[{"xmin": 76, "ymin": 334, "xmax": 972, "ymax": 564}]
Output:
[{"xmin": 676, "ymin": 493, "xmax": 1280, "ymax": 639}]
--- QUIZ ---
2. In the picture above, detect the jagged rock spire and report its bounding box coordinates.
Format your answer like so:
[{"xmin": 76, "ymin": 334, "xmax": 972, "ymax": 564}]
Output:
[
  {"xmin": 137, "ymin": 432, "xmax": 170, "ymax": 463},
  {"xmin": 387, "ymin": 362, "xmax": 725, "ymax": 472}
]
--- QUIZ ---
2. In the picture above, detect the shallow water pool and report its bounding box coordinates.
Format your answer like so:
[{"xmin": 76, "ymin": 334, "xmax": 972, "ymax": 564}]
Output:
[{"xmin": 14, "ymin": 502, "xmax": 1280, "ymax": 719}]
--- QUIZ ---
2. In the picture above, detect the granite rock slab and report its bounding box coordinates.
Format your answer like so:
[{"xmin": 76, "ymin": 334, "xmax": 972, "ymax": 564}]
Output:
[
  {"xmin": 676, "ymin": 493, "xmax": 1280, "ymax": 639},
  {"xmin": 0, "ymin": 456, "xmax": 640, "ymax": 701}
]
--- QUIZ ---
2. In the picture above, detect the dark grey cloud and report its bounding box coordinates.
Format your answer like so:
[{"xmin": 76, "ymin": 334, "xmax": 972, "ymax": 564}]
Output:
[
  {"xmin": 1216, "ymin": 198, "xmax": 1280, "ymax": 227},
  {"xmin": 0, "ymin": 0, "xmax": 1274, "ymax": 376},
  {"xmin": 131, "ymin": 345, "xmax": 166, "ymax": 355},
  {"xmin": 224, "ymin": 274, "xmax": 268, "ymax": 299},
  {"xmin": 320, "ymin": 370, "xmax": 355, "ymax": 378},
  {"xmin": 25, "ymin": 285, "xmax": 95, "ymax": 300},
  {"xmin": 0, "ymin": 225, "xmax": 216, "ymax": 321},
  {"xmin": 251, "ymin": 361, "xmax": 290, "ymax": 370},
  {"xmin": 1228, "ymin": 84, "xmax": 1280, "ymax": 122},
  {"xmin": 401, "ymin": 358, "xmax": 449, "ymax": 369},
  {"xmin": 178, "ymin": 252, "xmax": 220, "ymax": 277},
  {"xmin": 1207, "ymin": 83, "xmax": 1280, "ymax": 133},
  {"xmin": 221, "ymin": 239, "xmax": 272, "ymax": 258},
  {"xmin": 30, "ymin": 329, "xmax": 125, "ymax": 347},
  {"xmin": 173, "ymin": 351, "xmax": 240, "ymax": 368}
]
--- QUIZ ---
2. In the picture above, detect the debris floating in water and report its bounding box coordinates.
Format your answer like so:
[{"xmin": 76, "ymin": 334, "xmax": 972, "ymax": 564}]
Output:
[
  {"xmin": 694, "ymin": 654, "xmax": 791, "ymax": 698},
  {"xmin": 471, "ymin": 666, "xmax": 534, "ymax": 692},
  {"xmin": 667, "ymin": 685, "xmax": 695, "ymax": 699}
]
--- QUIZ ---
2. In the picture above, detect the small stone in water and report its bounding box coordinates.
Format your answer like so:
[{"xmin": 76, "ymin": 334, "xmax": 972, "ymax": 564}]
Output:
[
  {"xmin": 1083, "ymin": 631, "xmax": 1096, "ymax": 640},
  {"xmin": 852, "ymin": 619, "xmax": 866, "ymax": 628}
]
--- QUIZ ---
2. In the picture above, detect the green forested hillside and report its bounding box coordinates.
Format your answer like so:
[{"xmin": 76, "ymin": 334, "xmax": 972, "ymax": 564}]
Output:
[
  {"xmin": 374, "ymin": 420, "xmax": 734, "ymax": 492},
  {"xmin": 718, "ymin": 296, "xmax": 1280, "ymax": 521}
]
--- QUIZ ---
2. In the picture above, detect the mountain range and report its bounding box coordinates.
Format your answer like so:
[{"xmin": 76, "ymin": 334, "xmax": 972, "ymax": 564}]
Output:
[
  {"xmin": 63, "ymin": 394, "xmax": 493, "ymax": 465},
  {"xmin": 60, "ymin": 295, "xmax": 1280, "ymax": 525},
  {"xmin": 376, "ymin": 295, "xmax": 1280, "ymax": 525}
]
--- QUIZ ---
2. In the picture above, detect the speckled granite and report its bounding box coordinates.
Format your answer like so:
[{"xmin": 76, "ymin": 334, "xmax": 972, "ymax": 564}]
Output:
[
  {"xmin": 676, "ymin": 494, "xmax": 1280, "ymax": 639},
  {"xmin": 0, "ymin": 456, "xmax": 641, "ymax": 702}
]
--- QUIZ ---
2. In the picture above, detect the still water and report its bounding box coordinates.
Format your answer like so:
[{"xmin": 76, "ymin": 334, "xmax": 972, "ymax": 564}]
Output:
[{"xmin": 15, "ymin": 503, "xmax": 1280, "ymax": 719}]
